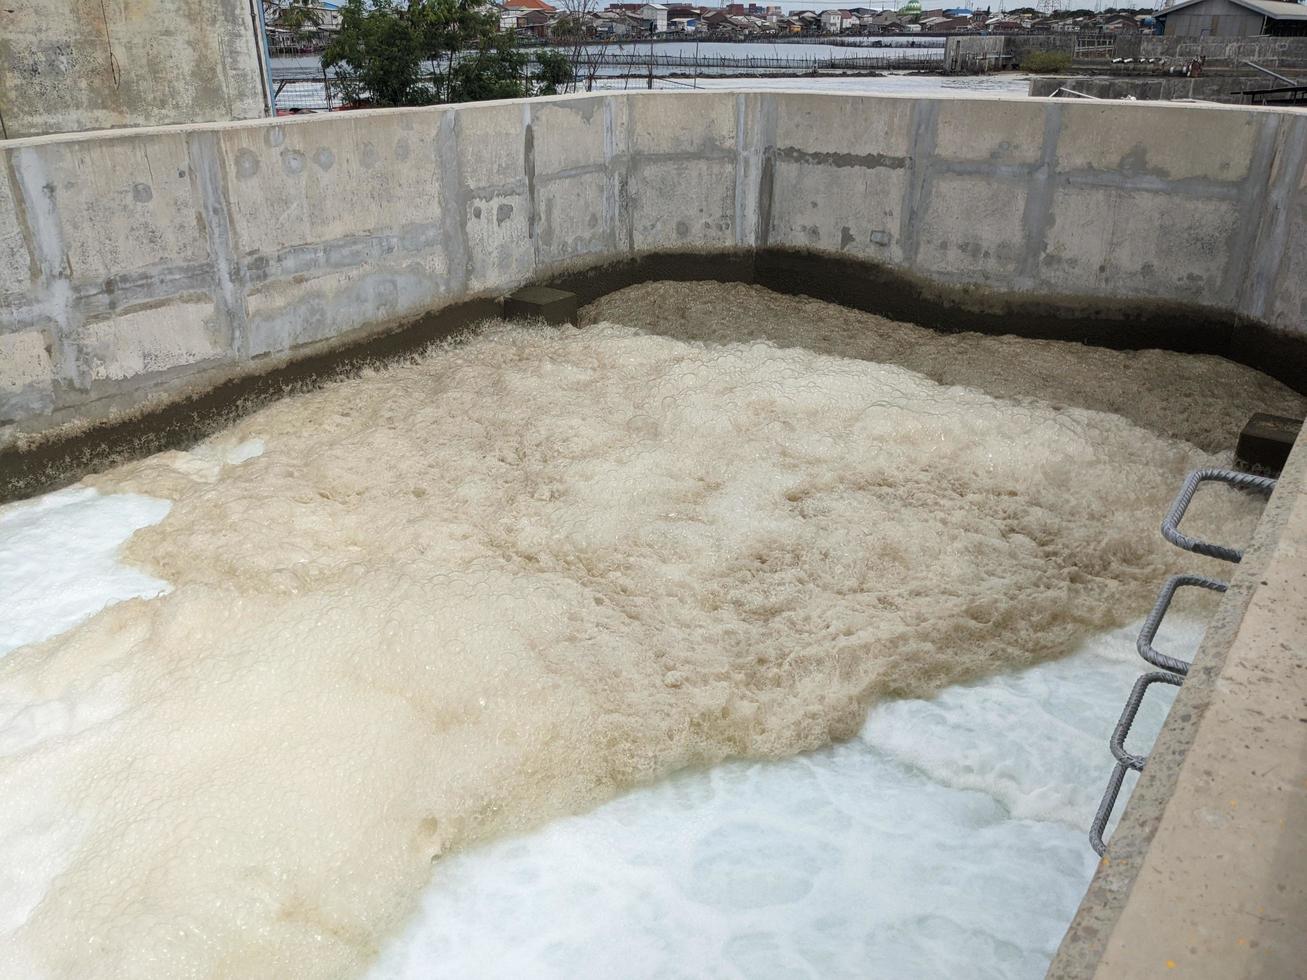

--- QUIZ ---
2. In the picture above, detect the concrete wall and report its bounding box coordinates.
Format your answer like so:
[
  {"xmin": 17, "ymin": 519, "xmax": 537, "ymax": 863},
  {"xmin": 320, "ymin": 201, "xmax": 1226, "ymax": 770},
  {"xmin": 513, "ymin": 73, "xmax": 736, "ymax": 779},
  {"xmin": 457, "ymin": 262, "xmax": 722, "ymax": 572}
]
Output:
[
  {"xmin": 944, "ymin": 34, "xmax": 1075, "ymax": 72},
  {"xmin": 0, "ymin": 0, "xmax": 269, "ymax": 140},
  {"xmin": 943, "ymin": 35, "xmax": 1006, "ymax": 72},
  {"xmin": 1028, "ymin": 73, "xmax": 1269, "ymax": 101},
  {"xmin": 2, "ymin": 91, "xmax": 1306, "ymax": 445},
  {"xmin": 1112, "ymin": 32, "xmax": 1307, "ymax": 66}
]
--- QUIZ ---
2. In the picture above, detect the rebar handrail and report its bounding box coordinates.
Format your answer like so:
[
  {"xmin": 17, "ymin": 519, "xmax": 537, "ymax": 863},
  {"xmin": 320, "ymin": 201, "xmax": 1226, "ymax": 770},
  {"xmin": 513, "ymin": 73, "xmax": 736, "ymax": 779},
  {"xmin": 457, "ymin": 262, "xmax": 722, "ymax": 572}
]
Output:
[
  {"xmin": 1091, "ymin": 670, "xmax": 1183, "ymax": 855},
  {"xmin": 1109, "ymin": 671, "xmax": 1183, "ymax": 771},
  {"xmin": 1089, "ymin": 466, "xmax": 1274, "ymax": 856},
  {"xmin": 1160, "ymin": 467, "xmax": 1276, "ymax": 562},
  {"xmin": 1136, "ymin": 574, "xmax": 1227, "ymax": 676}
]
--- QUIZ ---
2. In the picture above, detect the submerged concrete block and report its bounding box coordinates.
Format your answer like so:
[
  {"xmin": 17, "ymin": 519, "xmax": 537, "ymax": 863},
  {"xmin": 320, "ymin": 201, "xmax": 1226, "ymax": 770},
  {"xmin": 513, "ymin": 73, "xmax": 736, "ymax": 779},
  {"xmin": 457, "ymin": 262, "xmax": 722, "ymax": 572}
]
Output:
[
  {"xmin": 504, "ymin": 286, "xmax": 577, "ymax": 325},
  {"xmin": 1237, "ymin": 413, "xmax": 1303, "ymax": 476}
]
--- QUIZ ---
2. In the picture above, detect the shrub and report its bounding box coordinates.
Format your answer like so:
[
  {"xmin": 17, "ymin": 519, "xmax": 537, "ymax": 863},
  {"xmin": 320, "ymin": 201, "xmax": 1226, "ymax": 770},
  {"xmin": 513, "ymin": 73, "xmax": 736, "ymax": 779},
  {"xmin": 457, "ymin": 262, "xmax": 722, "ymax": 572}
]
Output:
[{"xmin": 1021, "ymin": 50, "xmax": 1073, "ymax": 73}]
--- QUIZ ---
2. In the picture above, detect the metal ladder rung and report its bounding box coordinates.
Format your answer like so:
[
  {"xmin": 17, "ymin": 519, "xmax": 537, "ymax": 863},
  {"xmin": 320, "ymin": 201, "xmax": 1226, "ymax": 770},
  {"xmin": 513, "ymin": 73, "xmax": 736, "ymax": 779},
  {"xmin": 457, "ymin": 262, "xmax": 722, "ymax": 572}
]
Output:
[
  {"xmin": 1091, "ymin": 671, "xmax": 1183, "ymax": 855},
  {"xmin": 1090, "ymin": 760, "xmax": 1130, "ymax": 857},
  {"xmin": 1160, "ymin": 467, "xmax": 1275, "ymax": 563},
  {"xmin": 1136, "ymin": 574, "xmax": 1227, "ymax": 676},
  {"xmin": 1090, "ymin": 466, "xmax": 1274, "ymax": 856}
]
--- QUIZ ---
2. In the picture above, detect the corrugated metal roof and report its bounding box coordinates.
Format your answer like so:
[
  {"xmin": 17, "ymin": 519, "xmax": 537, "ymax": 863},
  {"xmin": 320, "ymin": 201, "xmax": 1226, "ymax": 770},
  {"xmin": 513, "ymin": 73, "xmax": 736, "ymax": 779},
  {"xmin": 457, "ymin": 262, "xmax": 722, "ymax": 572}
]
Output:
[{"xmin": 1159, "ymin": 0, "xmax": 1307, "ymax": 20}]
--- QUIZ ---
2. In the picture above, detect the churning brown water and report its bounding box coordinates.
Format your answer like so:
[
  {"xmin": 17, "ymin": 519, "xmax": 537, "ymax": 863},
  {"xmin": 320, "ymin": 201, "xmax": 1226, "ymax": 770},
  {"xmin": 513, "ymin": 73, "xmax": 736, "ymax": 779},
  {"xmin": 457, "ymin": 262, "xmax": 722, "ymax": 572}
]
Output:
[{"xmin": 0, "ymin": 283, "xmax": 1301, "ymax": 978}]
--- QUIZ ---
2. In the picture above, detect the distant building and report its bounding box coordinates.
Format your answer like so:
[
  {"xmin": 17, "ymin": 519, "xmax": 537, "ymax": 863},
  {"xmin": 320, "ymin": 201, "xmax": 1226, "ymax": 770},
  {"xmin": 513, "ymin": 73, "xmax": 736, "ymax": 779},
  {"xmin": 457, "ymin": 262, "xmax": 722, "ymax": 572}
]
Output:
[
  {"xmin": 1155, "ymin": 0, "xmax": 1307, "ymax": 36},
  {"xmin": 515, "ymin": 8, "xmax": 554, "ymax": 36},
  {"xmin": 820, "ymin": 8, "xmax": 857, "ymax": 31},
  {"xmin": 502, "ymin": 0, "xmax": 558, "ymax": 15},
  {"xmin": 640, "ymin": 3, "xmax": 669, "ymax": 31},
  {"xmin": 595, "ymin": 10, "xmax": 646, "ymax": 34},
  {"xmin": 500, "ymin": 0, "xmax": 557, "ymax": 33}
]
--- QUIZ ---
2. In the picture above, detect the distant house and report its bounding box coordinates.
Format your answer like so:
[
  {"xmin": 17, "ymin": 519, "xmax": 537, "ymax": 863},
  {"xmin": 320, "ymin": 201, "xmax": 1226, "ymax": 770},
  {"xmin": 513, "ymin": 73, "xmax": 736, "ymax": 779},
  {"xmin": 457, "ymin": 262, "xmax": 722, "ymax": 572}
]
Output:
[
  {"xmin": 503, "ymin": 0, "xmax": 557, "ymax": 15},
  {"xmin": 595, "ymin": 10, "xmax": 646, "ymax": 35},
  {"xmin": 314, "ymin": 1, "xmax": 342, "ymax": 30},
  {"xmin": 1155, "ymin": 0, "xmax": 1307, "ymax": 35},
  {"xmin": 514, "ymin": 8, "xmax": 554, "ymax": 36},
  {"xmin": 640, "ymin": 2, "xmax": 669, "ymax": 31},
  {"xmin": 820, "ymin": 8, "xmax": 856, "ymax": 31},
  {"xmin": 1101, "ymin": 13, "xmax": 1140, "ymax": 32},
  {"xmin": 500, "ymin": 0, "xmax": 556, "ymax": 34}
]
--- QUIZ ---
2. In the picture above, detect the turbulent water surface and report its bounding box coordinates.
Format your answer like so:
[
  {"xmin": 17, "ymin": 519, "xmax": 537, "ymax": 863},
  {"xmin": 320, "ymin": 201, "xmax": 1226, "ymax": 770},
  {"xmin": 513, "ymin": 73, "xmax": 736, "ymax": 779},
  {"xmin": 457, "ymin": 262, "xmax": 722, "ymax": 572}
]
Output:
[{"xmin": 0, "ymin": 283, "xmax": 1300, "ymax": 978}]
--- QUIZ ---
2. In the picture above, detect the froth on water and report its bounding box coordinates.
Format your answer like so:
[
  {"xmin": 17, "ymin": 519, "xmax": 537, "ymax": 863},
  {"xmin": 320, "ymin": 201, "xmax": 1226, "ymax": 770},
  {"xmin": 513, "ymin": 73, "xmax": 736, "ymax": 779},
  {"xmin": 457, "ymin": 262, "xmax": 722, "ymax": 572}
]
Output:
[{"xmin": 1, "ymin": 284, "xmax": 1299, "ymax": 978}]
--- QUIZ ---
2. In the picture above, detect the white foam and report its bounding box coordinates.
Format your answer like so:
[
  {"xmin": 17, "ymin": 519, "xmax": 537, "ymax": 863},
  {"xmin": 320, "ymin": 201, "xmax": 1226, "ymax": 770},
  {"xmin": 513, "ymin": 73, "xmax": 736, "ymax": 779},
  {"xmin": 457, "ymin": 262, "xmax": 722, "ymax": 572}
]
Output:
[
  {"xmin": 0, "ymin": 314, "xmax": 1255, "ymax": 979},
  {"xmin": 0, "ymin": 487, "xmax": 170, "ymax": 659},
  {"xmin": 0, "ymin": 486, "xmax": 173, "ymax": 963},
  {"xmin": 370, "ymin": 623, "xmax": 1191, "ymax": 980}
]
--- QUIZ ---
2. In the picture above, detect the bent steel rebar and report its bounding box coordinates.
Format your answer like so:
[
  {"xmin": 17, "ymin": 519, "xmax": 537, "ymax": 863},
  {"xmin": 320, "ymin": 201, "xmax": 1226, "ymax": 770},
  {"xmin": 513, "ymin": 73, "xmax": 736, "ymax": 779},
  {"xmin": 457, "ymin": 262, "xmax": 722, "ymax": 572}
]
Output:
[
  {"xmin": 1136, "ymin": 574, "xmax": 1228, "ymax": 676},
  {"xmin": 1091, "ymin": 671, "xmax": 1183, "ymax": 856},
  {"xmin": 1160, "ymin": 467, "xmax": 1276, "ymax": 562}
]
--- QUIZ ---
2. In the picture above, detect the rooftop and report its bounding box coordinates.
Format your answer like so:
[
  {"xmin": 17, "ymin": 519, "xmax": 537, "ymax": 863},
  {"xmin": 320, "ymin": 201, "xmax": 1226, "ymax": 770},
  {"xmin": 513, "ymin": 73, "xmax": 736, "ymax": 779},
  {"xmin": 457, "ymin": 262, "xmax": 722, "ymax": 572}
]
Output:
[{"xmin": 1158, "ymin": 0, "xmax": 1307, "ymax": 19}]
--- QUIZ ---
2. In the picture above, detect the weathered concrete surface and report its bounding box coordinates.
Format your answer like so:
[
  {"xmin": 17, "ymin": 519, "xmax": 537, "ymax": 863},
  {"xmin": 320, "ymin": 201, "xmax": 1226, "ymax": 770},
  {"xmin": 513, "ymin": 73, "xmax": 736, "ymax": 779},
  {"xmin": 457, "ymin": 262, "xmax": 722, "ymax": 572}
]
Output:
[
  {"xmin": 1051, "ymin": 430, "xmax": 1307, "ymax": 980},
  {"xmin": 944, "ymin": 34, "xmax": 1075, "ymax": 72},
  {"xmin": 1112, "ymin": 33, "xmax": 1307, "ymax": 69},
  {"xmin": 1028, "ymin": 73, "xmax": 1298, "ymax": 103},
  {"xmin": 1, "ymin": 92, "xmax": 1306, "ymax": 449},
  {"xmin": 0, "ymin": 0, "xmax": 268, "ymax": 139}
]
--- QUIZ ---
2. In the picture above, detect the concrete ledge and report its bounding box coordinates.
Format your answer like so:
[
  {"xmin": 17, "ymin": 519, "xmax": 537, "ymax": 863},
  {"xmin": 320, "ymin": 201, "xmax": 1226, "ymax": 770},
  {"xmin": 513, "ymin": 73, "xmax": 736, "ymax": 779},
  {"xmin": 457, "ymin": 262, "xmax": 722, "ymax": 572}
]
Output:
[{"xmin": 1050, "ymin": 429, "xmax": 1307, "ymax": 979}]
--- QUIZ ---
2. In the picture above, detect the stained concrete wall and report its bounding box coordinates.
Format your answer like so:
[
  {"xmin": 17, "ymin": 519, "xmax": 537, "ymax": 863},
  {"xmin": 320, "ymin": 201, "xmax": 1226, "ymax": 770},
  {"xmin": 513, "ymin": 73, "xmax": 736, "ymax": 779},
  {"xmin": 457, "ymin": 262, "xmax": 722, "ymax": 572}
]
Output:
[
  {"xmin": 0, "ymin": 0, "xmax": 269, "ymax": 140},
  {"xmin": 1028, "ymin": 73, "xmax": 1272, "ymax": 101},
  {"xmin": 944, "ymin": 34, "xmax": 1075, "ymax": 72},
  {"xmin": 1, "ymin": 91, "xmax": 1306, "ymax": 444},
  {"xmin": 1112, "ymin": 32, "xmax": 1307, "ymax": 67}
]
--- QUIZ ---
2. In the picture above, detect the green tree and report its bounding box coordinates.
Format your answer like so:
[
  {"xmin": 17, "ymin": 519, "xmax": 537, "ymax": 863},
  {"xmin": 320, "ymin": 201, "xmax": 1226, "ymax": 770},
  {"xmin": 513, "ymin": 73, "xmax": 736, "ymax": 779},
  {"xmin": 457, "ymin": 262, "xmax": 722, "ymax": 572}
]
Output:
[
  {"xmin": 1021, "ymin": 50, "xmax": 1073, "ymax": 73},
  {"xmin": 550, "ymin": 14, "xmax": 590, "ymax": 38},
  {"xmin": 323, "ymin": 0, "xmax": 432, "ymax": 106},
  {"xmin": 323, "ymin": 0, "xmax": 572, "ymax": 108},
  {"xmin": 276, "ymin": 1, "xmax": 323, "ymax": 35},
  {"xmin": 534, "ymin": 50, "xmax": 574, "ymax": 96}
]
